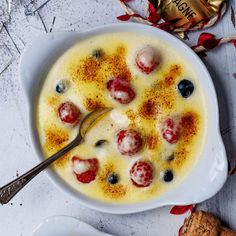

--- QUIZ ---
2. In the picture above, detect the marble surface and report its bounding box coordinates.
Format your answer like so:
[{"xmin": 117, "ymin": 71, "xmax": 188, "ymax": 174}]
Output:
[{"xmin": 0, "ymin": 0, "xmax": 235, "ymax": 235}]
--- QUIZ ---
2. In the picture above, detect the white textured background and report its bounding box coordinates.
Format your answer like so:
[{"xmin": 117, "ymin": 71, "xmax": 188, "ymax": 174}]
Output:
[{"xmin": 0, "ymin": 0, "xmax": 236, "ymax": 235}]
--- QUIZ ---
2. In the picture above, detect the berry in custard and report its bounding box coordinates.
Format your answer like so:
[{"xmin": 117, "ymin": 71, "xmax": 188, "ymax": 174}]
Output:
[
  {"xmin": 116, "ymin": 129, "xmax": 143, "ymax": 156},
  {"xmin": 177, "ymin": 79, "xmax": 194, "ymax": 98},
  {"xmin": 161, "ymin": 117, "xmax": 180, "ymax": 144},
  {"xmin": 107, "ymin": 77, "xmax": 135, "ymax": 104},
  {"xmin": 92, "ymin": 48, "xmax": 103, "ymax": 60},
  {"xmin": 55, "ymin": 80, "xmax": 69, "ymax": 94},
  {"xmin": 58, "ymin": 101, "xmax": 81, "ymax": 125},
  {"xmin": 107, "ymin": 173, "xmax": 119, "ymax": 184},
  {"xmin": 135, "ymin": 45, "xmax": 160, "ymax": 74},
  {"xmin": 130, "ymin": 160, "xmax": 154, "ymax": 187},
  {"xmin": 72, "ymin": 156, "xmax": 99, "ymax": 184},
  {"xmin": 160, "ymin": 169, "xmax": 174, "ymax": 182},
  {"xmin": 95, "ymin": 139, "xmax": 108, "ymax": 147},
  {"xmin": 165, "ymin": 153, "xmax": 175, "ymax": 162}
]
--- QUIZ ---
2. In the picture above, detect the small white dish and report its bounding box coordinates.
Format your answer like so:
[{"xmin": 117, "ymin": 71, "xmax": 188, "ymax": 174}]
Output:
[
  {"xmin": 19, "ymin": 23, "xmax": 228, "ymax": 214},
  {"xmin": 32, "ymin": 215, "xmax": 112, "ymax": 236}
]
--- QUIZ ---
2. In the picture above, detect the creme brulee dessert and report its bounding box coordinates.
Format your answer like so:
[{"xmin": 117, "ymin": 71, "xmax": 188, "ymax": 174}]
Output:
[{"xmin": 37, "ymin": 32, "xmax": 207, "ymax": 203}]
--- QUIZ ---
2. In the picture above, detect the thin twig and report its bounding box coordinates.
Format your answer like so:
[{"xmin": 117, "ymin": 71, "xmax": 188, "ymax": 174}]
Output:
[
  {"xmin": 23, "ymin": 0, "xmax": 49, "ymax": 33},
  {"xmin": 33, "ymin": 0, "xmax": 51, "ymax": 14},
  {"xmin": 0, "ymin": 43, "xmax": 13, "ymax": 76},
  {"xmin": 28, "ymin": 0, "xmax": 51, "ymax": 15},
  {"xmin": 0, "ymin": 61, "xmax": 12, "ymax": 76},
  {"xmin": 49, "ymin": 16, "xmax": 56, "ymax": 32},
  {"xmin": 37, "ymin": 11, "xmax": 47, "ymax": 33},
  {"xmin": 3, "ymin": 24, "xmax": 21, "ymax": 54},
  {"xmin": 2, "ymin": 42, "xmax": 13, "ymax": 57}
]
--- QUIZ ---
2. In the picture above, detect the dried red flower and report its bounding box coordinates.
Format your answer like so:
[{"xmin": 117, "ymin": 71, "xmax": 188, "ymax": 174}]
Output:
[
  {"xmin": 201, "ymin": 34, "xmax": 221, "ymax": 49},
  {"xmin": 147, "ymin": 2, "xmax": 161, "ymax": 23},
  {"xmin": 117, "ymin": 13, "xmax": 147, "ymax": 21},
  {"xmin": 194, "ymin": 33, "xmax": 221, "ymax": 50},
  {"xmin": 170, "ymin": 205, "xmax": 194, "ymax": 215},
  {"xmin": 231, "ymin": 39, "xmax": 236, "ymax": 47},
  {"xmin": 117, "ymin": 14, "xmax": 131, "ymax": 21},
  {"xmin": 148, "ymin": 2, "xmax": 156, "ymax": 13},
  {"xmin": 191, "ymin": 33, "xmax": 221, "ymax": 51},
  {"xmin": 147, "ymin": 12, "xmax": 161, "ymax": 23}
]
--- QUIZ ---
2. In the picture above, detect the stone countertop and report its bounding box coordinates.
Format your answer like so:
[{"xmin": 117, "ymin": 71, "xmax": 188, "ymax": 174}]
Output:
[{"xmin": 0, "ymin": 1, "xmax": 235, "ymax": 235}]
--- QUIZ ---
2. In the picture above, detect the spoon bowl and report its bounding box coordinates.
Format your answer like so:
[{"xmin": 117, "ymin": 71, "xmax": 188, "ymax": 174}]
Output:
[{"xmin": 79, "ymin": 108, "xmax": 112, "ymax": 138}]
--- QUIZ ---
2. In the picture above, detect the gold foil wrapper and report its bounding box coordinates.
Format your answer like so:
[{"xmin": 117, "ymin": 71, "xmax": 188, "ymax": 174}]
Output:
[{"xmin": 150, "ymin": 0, "xmax": 225, "ymax": 28}]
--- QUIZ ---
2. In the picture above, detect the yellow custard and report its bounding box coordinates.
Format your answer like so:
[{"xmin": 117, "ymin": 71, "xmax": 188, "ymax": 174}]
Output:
[{"xmin": 37, "ymin": 32, "xmax": 207, "ymax": 203}]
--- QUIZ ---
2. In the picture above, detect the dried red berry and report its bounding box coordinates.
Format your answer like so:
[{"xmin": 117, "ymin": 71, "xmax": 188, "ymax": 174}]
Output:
[
  {"xmin": 130, "ymin": 160, "xmax": 154, "ymax": 187},
  {"xmin": 116, "ymin": 129, "xmax": 143, "ymax": 156},
  {"xmin": 170, "ymin": 205, "xmax": 194, "ymax": 215},
  {"xmin": 161, "ymin": 117, "xmax": 180, "ymax": 144},
  {"xmin": 72, "ymin": 156, "xmax": 99, "ymax": 184},
  {"xmin": 135, "ymin": 46, "xmax": 160, "ymax": 74},
  {"xmin": 107, "ymin": 77, "xmax": 135, "ymax": 104},
  {"xmin": 58, "ymin": 102, "xmax": 81, "ymax": 125}
]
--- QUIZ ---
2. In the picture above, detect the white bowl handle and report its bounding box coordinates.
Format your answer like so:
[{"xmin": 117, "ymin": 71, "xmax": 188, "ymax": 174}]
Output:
[{"xmin": 19, "ymin": 32, "xmax": 80, "ymax": 99}]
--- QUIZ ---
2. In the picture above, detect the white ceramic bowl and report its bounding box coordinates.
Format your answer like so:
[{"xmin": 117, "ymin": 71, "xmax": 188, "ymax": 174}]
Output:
[{"xmin": 19, "ymin": 23, "xmax": 228, "ymax": 214}]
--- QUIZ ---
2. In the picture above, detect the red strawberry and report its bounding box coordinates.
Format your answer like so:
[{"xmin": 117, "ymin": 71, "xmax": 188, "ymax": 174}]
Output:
[
  {"xmin": 116, "ymin": 129, "xmax": 143, "ymax": 156},
  {"xmin": 107, "ymin": 77, "xmax": 135, "ymax": 104},
  {"xmin": 72, "ymin": 156, "xmax": 98, "ymax": 183},
  {"xmin": 130, "ymin": 160, "xmax": 154, "ymax": 187},
  {"xmin": 58, "ymin": 101, "xmax": 81, "ymax": 125},
  {"xmin": 135, "ymin": 46, "xmax": 160, "ymax": 74},
  {"xmin": 161, "ymin": 117, "xmax": 180, "ymax": 144}
]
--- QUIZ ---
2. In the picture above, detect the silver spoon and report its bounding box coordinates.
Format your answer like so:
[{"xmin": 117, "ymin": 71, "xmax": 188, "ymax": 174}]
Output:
[{"xmin": 0, "ymin": 108, "xmax": 111, "ymax": 205}]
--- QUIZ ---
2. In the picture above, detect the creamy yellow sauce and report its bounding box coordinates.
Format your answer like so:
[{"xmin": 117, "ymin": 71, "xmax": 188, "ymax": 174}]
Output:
[{"xmin": 37, "ymin": 32, "xmax": 207, "ymax": 203}]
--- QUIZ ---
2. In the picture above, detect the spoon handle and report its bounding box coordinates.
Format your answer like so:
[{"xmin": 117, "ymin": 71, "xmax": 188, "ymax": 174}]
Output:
[{"xmin": 0, "ymin": 137, "xmax": 81, "ymax": 205}]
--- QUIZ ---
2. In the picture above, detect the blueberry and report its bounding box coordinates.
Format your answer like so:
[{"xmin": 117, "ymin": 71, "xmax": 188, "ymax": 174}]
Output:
[
  {"xmin": 177, "ymin": 80, "xmax": 194, "ymax": 98},
  {"xmin": 55, "ymin": 80, "xmax": 69, "ymax": 94},
  {"xmin": 92, "ymin": 49, "xmax": 103, "ymax": 60},
  {"xmin": 164, "ymin": 153, "xmax": 175, "ymax": 162},
  {"xmin": 161, "ymin": 170, "xmax": 174, "ymax": 182},
  {"xmin": 95, "ymin": 139, "xmax": 108, "ymax": 147},
  {"xmin": 108, "ymin": 173, "xmax": 119, "ymax": 184}
]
